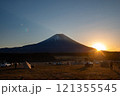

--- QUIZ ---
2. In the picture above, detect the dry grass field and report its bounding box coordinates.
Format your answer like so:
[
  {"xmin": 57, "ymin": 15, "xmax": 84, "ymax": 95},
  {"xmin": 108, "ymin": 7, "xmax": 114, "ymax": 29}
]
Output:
[{"xmin": 0, "ymin": 62, "xmax": 120, "ymax": 80}]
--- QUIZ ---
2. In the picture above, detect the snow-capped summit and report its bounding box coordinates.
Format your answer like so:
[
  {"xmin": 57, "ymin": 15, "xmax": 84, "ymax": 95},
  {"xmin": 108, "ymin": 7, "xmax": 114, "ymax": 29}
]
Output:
[
  {"xmin": 0, "ymin": 34, "xmax": 95, "ymax": 53},
  {"xmin": 49, "ymin": 34, "xmax": 64, "ymax": 40},
  {"xmin": 46, "ymin": 34, "xmax": 73, "ymax": 41}
]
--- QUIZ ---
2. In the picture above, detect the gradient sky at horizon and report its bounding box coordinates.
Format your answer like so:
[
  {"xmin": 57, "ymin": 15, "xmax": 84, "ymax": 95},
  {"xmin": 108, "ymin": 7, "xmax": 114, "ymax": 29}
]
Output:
[{"xmin": 0, "ymin": 0, "xmax": 120, "ymax": 51}]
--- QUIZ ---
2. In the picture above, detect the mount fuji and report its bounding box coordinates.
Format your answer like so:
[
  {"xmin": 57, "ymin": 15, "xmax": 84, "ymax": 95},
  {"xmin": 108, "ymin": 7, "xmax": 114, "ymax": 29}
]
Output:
[{"xmin": 0, "ymin": 34, "xmax": 95, "ymax": 53}]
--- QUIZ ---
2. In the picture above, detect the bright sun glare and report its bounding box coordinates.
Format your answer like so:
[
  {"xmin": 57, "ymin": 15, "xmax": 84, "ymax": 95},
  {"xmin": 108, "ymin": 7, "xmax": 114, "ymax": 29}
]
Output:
[{"xmin": 92, "ymin": 43, "xmax": 106, "ymax": 51}]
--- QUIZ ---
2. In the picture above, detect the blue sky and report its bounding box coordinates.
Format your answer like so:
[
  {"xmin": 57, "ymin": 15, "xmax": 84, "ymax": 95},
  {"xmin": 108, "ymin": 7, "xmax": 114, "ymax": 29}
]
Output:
[{"xmin": 0, "ymin": 0, "xmax": 120, "ymax": 51}]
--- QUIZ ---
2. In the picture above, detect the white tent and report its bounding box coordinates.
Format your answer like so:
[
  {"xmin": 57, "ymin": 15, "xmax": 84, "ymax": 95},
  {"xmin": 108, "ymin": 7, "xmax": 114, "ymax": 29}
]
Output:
[{"xmin": 21, "ymin": 61, "xmax": 31, "ymax": 69}]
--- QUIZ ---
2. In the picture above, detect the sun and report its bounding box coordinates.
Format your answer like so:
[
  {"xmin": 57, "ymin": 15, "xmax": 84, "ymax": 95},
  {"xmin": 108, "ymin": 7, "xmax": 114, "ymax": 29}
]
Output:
[{"xmin": 92, "ymin": 43, "xmax": 106, "ymax": 51}]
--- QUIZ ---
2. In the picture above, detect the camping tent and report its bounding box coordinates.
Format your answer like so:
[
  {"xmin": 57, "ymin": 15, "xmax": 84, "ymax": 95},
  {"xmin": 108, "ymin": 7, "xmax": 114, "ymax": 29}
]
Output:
[{"xmin": 21, "ymin": 61, "xmax": 31, "ymax": 69}]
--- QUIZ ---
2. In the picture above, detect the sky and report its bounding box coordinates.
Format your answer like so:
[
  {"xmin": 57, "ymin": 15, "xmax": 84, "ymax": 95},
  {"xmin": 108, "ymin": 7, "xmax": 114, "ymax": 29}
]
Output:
[{"xmin": 0, "ymin": 0, "xmax": 120, "ymax": 51}]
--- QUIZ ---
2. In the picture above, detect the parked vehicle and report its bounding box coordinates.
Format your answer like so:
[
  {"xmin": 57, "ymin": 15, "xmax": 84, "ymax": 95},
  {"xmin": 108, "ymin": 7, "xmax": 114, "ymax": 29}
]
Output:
[
  {"xmin": 88, "ymin": 61, "xmax": 93, "ymax": 64},
  {"xmin": 0, "ymin": 63, "xmax": 11, "ymax": 67}
]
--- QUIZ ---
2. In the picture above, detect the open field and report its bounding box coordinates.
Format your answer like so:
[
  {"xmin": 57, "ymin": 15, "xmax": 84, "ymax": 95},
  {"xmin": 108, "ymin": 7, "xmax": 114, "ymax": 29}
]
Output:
[{"xmin": 0, "ymin": 62, "xmax": 120, "ymax": 80}]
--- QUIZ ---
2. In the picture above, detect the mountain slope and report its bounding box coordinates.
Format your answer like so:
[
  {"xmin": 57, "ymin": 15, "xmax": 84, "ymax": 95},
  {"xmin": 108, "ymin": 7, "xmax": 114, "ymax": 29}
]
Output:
[{"xmin": 0, "ymin": 34, "xmax": 95, "ymax": 53}]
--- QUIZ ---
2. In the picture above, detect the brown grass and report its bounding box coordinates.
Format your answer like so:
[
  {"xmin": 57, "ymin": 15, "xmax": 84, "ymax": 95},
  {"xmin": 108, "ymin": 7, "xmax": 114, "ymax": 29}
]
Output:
[{"xmin": 0, "ymin": 63, "xmax": 120, "ymax": 80}]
